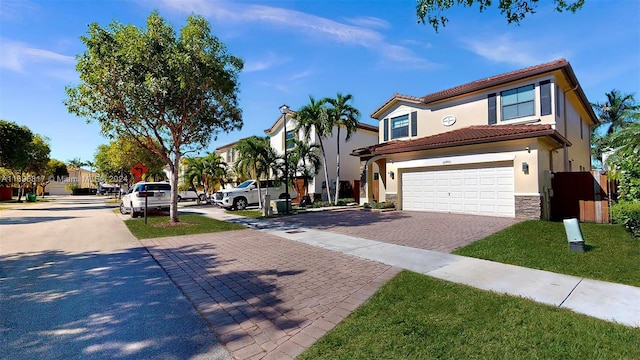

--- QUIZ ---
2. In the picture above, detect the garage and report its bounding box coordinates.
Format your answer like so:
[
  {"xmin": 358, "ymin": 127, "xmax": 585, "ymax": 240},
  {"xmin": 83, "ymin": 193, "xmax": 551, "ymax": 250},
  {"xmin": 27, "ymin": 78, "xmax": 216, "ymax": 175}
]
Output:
[{"xmin": 401, "ymin": 164, "xmax": 515, "ymax": 217}]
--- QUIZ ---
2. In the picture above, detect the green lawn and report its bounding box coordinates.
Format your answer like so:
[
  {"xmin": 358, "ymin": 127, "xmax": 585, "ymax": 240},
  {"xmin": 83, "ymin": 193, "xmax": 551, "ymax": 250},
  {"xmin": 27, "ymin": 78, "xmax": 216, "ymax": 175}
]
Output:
[
  {"xmin": 452, "ymin": 220, "xmax": 640, "ymax": 287},
  {"xmin": 300, "ymin": 271, "xmax": 640, "ymax": 360},
  {"xmin": 228, "ymin": 209, "xmax": 263, "ymax": 218},
  {"xmin": 124, "ymin": 214, "xmax": 245, "ymax": 239}
]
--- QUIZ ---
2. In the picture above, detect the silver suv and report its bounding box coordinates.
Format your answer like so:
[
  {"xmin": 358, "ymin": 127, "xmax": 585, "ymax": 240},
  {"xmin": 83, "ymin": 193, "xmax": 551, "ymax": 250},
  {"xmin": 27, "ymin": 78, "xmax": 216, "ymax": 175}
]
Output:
[
  {"xmin": 213, "ymin": 179, "xmax": 295, "ymax": 210},
  {"xmin": 120, "ymin": 182, "xmax": 171, "ymax": 218}
]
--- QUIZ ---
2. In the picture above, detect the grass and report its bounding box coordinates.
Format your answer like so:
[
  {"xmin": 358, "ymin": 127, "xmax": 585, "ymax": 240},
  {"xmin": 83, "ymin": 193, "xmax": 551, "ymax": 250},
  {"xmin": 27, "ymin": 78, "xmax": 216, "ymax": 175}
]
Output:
[
  {"xmin": 228, "ymin": 209, "xmax": 263, "ymax": 218},
  {"xmin": 300, "ymin": 271, "xmax": 640, "ymax": 360},
  {"xmin": 124, "ymin": 213, "xmax": 245, "ymax": 239},
  {"xmin": 452, "ymin": 220, "xmax": 640, "ymax": 287}
]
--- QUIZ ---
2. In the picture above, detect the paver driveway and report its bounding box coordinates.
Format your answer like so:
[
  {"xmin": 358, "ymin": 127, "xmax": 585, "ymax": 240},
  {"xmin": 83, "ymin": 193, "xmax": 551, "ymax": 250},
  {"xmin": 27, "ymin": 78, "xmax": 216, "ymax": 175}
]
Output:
[
  {"xmin": 269, "ymin": 209, "xmax": 521, "ymax": 253},
  {"xmin": 143, "ymin": 230, "xmax": 399, "ymax": 360}
]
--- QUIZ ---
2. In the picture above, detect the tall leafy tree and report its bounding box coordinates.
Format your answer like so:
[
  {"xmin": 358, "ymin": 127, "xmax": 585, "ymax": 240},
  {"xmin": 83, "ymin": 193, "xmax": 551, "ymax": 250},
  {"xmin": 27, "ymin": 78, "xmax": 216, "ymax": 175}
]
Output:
[
  {"xmin": 294, "ymin": 96, "xmax": 333, "ymax": 203},
  {"xmin": 38, "ymin": 159, "xmax": 69, "ymax": 196},
  {"xmin": 95, "ymin": 136, "xmax": 166, "ymax": 188},
  {"xmin": 323, "ymin": 93, "xmax": 360, "ymax": 205},
  {"xmin": 0, "ymin": 120, "xmax": 33, "ymax": 173},
  {"xmin": 65, "ymin": 12, "xmax": 243, "ymax": 223},
  {"xmin": 417, "ymin": 0, "xmax": 584, "ymax": 32},
  {"xmin": 591, "ymin": 90, "xmax": 640, "ymax": 166},
  {"xmin": 606, "ymin": 122, "xmax": 640, "ymax": 202}
]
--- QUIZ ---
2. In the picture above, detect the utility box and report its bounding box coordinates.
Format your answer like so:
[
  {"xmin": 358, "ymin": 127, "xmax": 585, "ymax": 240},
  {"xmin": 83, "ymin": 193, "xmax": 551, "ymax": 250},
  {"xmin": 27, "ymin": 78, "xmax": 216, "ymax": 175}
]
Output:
[{"xmin": 563, "ymin": 218, "xmax": 586, "ymax": 253}]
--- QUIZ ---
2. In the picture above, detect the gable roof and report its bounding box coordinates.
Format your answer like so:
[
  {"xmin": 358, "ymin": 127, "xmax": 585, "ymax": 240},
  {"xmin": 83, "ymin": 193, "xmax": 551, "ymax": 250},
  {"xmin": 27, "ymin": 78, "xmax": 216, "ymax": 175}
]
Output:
[
  {"xmin": 351, "ymin": 124, "xmax": 571, "ymax": 156},
  {"xmin": 370, "ymin": 59, "xmax": 597, "ymax": 124},
  {"xmin": 264, "ymin": 110, "xmax": 378, "ymax": 134}
]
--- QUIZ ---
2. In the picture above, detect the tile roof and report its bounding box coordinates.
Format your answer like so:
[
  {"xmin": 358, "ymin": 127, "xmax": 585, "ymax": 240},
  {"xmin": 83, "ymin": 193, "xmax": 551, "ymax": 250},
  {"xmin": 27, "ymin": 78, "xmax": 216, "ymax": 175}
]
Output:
[
  {"xmin": 369, "ymin": 58, "xmax": 597, "ymax": 125},
  {"xmin": 351, "ymin": 124, "xmax": 571, "ymax": 156}
]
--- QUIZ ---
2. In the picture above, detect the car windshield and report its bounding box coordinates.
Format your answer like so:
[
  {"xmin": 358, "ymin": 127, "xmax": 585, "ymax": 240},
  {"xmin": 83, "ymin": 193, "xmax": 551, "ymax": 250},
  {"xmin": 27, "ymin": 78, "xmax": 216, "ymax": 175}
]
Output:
[{"xmin": 236, "ymin": 180, "xmax": 253, "ymax": 188}]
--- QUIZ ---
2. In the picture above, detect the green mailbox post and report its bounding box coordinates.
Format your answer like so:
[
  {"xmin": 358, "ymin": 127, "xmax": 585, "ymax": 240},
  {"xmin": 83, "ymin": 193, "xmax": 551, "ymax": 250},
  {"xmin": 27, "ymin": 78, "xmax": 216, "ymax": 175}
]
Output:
[{"xmin": 563, "ymin": 218, "xmax": 586, "ymax": 252}]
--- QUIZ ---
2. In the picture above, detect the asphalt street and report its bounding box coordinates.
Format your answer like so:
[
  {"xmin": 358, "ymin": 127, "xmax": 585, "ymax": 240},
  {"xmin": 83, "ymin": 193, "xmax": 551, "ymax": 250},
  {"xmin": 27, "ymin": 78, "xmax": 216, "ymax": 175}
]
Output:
[{"xmin": 0, "ymin": 196, "xmax": 231, "ymax": 360}]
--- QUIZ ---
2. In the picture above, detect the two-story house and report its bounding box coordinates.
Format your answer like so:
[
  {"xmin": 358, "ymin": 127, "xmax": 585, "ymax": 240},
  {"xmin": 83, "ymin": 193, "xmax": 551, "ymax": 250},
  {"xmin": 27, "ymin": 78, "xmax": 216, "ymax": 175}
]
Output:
[
  {"xmin": 265, "ymin": 110, "xmax": 378, "ymax": 203},
  {"xmin": 215, "ymin": 138, "xmax": 242, "ymax": 188},
  {"xmin": 352, "ymin": 59, "xmax": 598, "ymax": 220}
]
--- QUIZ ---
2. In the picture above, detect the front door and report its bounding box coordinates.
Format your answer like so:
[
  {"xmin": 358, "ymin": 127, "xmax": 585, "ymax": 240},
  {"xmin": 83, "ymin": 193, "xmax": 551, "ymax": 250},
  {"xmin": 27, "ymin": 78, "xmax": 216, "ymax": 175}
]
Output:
[{"xmin": 372, "ymin": 172, "xmax": 379, "ymax": 202}]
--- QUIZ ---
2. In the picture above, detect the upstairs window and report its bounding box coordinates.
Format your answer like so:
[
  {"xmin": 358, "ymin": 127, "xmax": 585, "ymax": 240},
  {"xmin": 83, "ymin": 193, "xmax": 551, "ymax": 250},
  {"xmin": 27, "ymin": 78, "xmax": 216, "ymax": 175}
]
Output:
[
  {"xmin": 391, "ymin": 114, "xmax": 409, "ymax": 139},
  {"xmin": 501, "ymin": 84, "xmax": 535, "ymax": 120}
]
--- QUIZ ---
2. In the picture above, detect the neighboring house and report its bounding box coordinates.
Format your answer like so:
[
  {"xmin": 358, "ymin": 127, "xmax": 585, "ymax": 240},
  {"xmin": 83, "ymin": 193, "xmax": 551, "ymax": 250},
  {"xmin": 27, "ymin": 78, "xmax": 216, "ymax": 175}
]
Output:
[
  {"xmin": 46, "ymin": 166, "xmax": 97, "ymax": 195},
  {"xmin": 352, "ymin": 59, "xmax": 598, "ymax": 219},
  {"xmin": 265, "ymin": 110, "xmax": 379, "ymax": 202},
  {"xmin": 215, "ymin": 138, "xmax": 243, "ymax": 188}
]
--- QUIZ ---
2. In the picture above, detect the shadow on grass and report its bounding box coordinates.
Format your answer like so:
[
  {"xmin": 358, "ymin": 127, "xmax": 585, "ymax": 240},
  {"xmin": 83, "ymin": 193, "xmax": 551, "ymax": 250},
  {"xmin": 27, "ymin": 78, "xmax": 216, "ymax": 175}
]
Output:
[{"xmin": 1, "ymin": 244, "xmax": 305, "ymax": 359}]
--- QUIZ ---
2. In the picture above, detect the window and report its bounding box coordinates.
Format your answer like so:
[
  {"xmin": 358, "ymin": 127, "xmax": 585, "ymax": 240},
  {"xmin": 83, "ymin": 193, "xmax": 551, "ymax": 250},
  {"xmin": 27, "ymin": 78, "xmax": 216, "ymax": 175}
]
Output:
[
  {"xmin": 285, "ymin": 130, "xmax": 296, "ymax": 149},
  {"xmin": 501, "ymin": 85, "xmax": 535, "ymax": 120},
  {"xmin": 391, "ymin": 114, "xmax": 409, "ymax": 139}
]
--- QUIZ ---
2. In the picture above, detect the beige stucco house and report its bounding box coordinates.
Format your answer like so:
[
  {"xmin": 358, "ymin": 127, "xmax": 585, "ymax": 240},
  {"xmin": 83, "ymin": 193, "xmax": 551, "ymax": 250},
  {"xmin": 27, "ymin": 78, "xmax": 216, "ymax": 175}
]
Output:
[
  {"xmin": 215, "ymin": 138, "xmax": 243, "ymax": 188},
  {"xmin": 353, "ymin": 59, "xmax": 598, "ymax": 219},
  {"xmin": 265, "ymin": 110, "xmax": 379, "ymax": 202}
]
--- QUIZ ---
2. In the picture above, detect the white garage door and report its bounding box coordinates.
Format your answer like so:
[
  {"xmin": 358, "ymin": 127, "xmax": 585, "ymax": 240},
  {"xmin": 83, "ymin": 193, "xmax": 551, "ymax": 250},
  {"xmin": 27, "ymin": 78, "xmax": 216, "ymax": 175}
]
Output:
[{"xmin": 402, "ymin": 164, "xmax": 515, "ymax": 217}]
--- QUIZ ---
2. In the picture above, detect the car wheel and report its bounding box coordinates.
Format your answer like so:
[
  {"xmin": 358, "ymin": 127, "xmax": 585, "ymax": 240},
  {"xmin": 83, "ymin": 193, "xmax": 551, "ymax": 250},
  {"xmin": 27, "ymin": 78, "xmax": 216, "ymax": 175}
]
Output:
[
  {"xmin": 177, "ymin": 195, "xmax": 182, "ymax": 202},
  {"xmin": 198, "ymin": 194, "xmax": 206, "ymax": 203},
  {"xmin": 233, "ymin": 197, "xmax": 247, "ymax": 210},
  {"xmin": 130, "ymin": 203, "xmax": 138, "ymax": 218},
  {"xmin": 119, "ymin": 202, "xmax": 128, "ymax": 214}
]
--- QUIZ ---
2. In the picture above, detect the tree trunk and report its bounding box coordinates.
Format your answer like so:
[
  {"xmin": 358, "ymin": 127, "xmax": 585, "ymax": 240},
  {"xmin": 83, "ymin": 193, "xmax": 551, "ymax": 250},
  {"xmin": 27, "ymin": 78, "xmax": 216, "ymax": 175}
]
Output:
[
  {"xmin": 318, "ymin": 138, "xmax": 332, "ymax": 204},
  {"xmin": 170, "ymin": 155, "xmax": 181, "ymax": 223},
  {"xmin": 334, "ymin": 127, "xmax": 341, "ymax": 205}
]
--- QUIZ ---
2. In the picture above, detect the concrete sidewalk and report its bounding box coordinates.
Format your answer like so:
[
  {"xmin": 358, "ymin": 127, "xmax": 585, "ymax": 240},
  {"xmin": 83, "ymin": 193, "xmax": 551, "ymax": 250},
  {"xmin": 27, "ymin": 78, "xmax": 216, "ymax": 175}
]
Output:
[{"xmin": 190, "ymin": 207, "xmax": 640, "ymax": 328}]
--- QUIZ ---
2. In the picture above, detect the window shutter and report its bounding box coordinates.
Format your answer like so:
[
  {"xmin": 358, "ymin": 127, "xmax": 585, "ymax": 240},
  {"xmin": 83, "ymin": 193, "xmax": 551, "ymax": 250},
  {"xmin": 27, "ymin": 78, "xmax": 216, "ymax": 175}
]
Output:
[
  {"xmin": 488, "ymin": 93, "xmax": 497, "ymax": 124},
  {"xmin": 383, "ymin": 118, "xmax": 389, "ymax": 141},
  {"xmin": 540, "ymin": 80, "xmax": 551, "ymax": 116},
  {"xmin": 410, "ymin": 111, "xmax": 417, "ymax": 137}
]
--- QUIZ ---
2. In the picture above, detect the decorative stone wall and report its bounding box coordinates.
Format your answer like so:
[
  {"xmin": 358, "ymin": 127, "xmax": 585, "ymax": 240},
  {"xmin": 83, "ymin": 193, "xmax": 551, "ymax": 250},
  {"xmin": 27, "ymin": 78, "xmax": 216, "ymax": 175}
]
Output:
[
  {"xmin": 359, "ymin": 160, "xmax": 367, "ymax": 201},
  {"xmin": 385, "ymin": 193, "xmax": 398, "ymax": 204},
  {"xmin": 515, "ymin": 195, "xmax": 542, "ymax": 219}
]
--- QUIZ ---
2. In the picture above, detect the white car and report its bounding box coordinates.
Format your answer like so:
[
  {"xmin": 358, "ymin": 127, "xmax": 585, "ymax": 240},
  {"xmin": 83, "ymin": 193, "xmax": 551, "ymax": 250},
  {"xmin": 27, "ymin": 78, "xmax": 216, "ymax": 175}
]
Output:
[
  {"xmin": 177, "ymin": 188, "xmax": 206, "ymax": 203},
  {"xmin": 120, "ymin": 182, "xmax": 171, "ymax": 218},
  {"xmin": 213, "ymin": 179, "xmax": 296, "ymax": 210}
]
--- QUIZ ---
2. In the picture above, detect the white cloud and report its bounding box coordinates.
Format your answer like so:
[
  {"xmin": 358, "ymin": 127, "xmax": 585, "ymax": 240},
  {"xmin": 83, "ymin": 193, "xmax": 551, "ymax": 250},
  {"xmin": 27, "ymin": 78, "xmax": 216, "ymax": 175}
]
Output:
[
  {"xmin": 461, "ymin": 34, "xmax": 566, "ymax": 66},
  {"xmin": 291, "ymin": 69, "xmax": 312, "ymax": 81},
  {"xmin": 157, "ymin": 0, "xmax": 437, "ymax": 69},
  {"xmin": 0, "ymin": 38, "xmax": 75, "ymax": 73},
  {"xmin": 344, "ymin": 16, "xmax": 390, "ymax": 29},
  {"xmin": 244, "ymin": 52, "xmax": 291, "ymax": 72},
  {"xmin": 0, "ymin": 0, "xmax": 38, "ymax": 21}
]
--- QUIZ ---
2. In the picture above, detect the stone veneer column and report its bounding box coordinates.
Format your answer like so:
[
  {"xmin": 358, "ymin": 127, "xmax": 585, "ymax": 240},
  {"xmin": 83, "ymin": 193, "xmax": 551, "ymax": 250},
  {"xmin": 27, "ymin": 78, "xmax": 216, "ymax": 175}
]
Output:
[
  {"xmin": 515, "ymin": 195, "xmax": 542, "ymax": 219},
  {"xmin": 359, "ymin": 160, "xmax": 367, "ymax": 201}
]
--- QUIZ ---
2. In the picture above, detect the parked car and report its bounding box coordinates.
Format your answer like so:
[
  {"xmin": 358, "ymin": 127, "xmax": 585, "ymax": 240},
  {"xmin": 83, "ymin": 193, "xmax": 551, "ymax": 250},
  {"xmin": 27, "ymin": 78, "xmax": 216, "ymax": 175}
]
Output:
[
  {"xmin": 177, "ymin": 188, "xmax": 206, "ymax": 202},
  {"xmin": 213, "ymin": 179, "xmax": 296, "ymax": 210},
  {"xmin": 119, "ymin": 181, "xmax": 171, "ymax": 218}
]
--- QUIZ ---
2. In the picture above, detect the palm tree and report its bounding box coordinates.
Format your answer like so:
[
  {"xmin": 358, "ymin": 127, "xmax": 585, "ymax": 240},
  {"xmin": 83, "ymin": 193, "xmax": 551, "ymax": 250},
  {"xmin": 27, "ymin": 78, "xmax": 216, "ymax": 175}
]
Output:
[
  {"xmin": 201, "ymin": 152, "xmax": 227, "ymax": 194},
  {"xmin": 294, "ymin": 95, "xmax": 333, "ymax": 203},
  {"xmin": 67, "ymin": 157, "xmax": 85, "ymax": 191},
  {"xmin": 235, "ymin": 136, "xmax": 272, "ymax": 208},
  {"xmin": 323, "ymin": 93, "xmax": 360, "ymax": 205},
  {"xmin": 181, "ymin": 157, "xmax": 205, "ymax": 191},
  {"xmin": 288, "ymin": 139, "xmax": 321, "ymax": 199},
  {"xmin": 591, "ymin": 90, "xmax": 640, "ymax": 165},
  {"xmin": 591, "ymin": 90, "xmax": 640, "ymax": 135}
]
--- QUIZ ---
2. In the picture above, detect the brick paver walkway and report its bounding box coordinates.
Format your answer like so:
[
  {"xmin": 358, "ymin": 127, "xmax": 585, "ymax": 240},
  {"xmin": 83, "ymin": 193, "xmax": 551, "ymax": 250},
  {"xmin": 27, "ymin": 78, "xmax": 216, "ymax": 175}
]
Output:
[
  {"xmin": 143, "ymin": 229, "xmax": 399, "ymax": 360},
  {"xmin": 270, "ymin": 209, "xmax": 521, "ymax": 252}
]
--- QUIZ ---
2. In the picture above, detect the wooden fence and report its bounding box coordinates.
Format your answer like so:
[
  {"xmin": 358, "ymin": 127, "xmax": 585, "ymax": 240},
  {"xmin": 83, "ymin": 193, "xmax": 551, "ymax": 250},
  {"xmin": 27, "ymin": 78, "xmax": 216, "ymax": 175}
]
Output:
[{"xmin": 550, "ymin": 171, "xmax": 611, "ymax": 223}]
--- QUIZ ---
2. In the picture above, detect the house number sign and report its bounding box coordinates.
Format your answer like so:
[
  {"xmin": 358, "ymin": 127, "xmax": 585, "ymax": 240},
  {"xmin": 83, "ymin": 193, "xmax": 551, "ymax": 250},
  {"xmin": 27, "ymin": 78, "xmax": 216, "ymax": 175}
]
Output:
[{"xmin": 442, "ymin": 115, "xmax": 456, "ymax": 126}]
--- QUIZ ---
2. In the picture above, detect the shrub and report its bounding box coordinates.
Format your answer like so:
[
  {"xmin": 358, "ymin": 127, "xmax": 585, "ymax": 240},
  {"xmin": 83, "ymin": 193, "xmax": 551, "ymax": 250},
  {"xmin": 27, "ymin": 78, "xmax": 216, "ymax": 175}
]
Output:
[
  {"xmin": 336, "ymin": 198, "xmax": 356, "ymax": 206},
  {"xmin": 311, "ymin": 201, "xmax": 332, "ymax": 208},
  {"xmin": 363, "ymin": 201, "xmax": 396, "ymax": 210},
  {"xmin": 611, "ymin": 201, "xmax": 640, "ymax": 237}
]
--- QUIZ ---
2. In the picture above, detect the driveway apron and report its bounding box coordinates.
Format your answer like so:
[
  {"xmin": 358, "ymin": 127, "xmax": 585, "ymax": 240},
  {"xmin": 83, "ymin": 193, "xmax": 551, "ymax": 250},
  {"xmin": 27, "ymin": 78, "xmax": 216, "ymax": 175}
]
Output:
[
  {"xmin": 267, "ymin": 209, "xmax": 521, "ymax": 252},
  {"xmin": 142, "ymin": 231, "xmax": 399, "ymax": 360},
  {"xmin": 0, "ymin": 196, "xmax": 230, "ymax": 360}
]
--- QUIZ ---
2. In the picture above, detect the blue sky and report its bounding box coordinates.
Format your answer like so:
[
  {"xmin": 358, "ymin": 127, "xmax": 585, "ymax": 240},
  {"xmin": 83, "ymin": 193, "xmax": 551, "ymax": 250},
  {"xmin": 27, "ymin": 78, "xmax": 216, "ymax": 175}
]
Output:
[{"xmin": 1, "ymin": 0, "xmax": 639, "ymax": 165}]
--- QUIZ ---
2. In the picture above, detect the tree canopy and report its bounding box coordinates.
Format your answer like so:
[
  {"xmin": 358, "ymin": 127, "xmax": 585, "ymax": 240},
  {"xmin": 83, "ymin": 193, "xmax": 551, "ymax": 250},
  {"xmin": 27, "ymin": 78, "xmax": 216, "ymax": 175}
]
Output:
[
  {"xmin": 94, "ymin": 136, "xmax": 167, "ymax": 187},
  {"xmin": 416, "ymin": 0, "xmax": 584, "ymax": 32},
  {"xmin": 65, "ymin": 11, "xmax": 243, "ymax": 222}
]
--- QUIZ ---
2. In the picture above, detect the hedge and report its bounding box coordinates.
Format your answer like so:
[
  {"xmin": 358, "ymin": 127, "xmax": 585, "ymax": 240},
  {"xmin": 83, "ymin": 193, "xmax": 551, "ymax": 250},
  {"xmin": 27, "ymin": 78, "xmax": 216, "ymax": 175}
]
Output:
[{"xmin": 611, "ymin": 201, "xmax": 640, "ymax": 237}]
